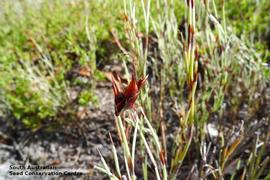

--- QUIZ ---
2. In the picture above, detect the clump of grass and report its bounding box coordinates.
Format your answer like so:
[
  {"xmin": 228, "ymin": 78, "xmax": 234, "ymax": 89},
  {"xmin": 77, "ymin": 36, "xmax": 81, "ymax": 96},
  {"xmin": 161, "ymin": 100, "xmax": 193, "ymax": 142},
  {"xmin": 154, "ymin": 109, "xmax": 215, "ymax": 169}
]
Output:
[
  {"xmin": 96, "ymin": 0, "xmax": 269, "ymax": 179},
  {"xmin": 0, "ymin": 52, "xmax": 70, "ymax": 128},
  {"xmin": 0, "ymin": 0, "xmax": 113, "ymax": 128},
  {"xmin": 195, "ymin": 0, "xmax": 268, "ymax": 128},
  {"xmin": 95, "ymin": 109, "xmax": 167, "ymax": 180}
]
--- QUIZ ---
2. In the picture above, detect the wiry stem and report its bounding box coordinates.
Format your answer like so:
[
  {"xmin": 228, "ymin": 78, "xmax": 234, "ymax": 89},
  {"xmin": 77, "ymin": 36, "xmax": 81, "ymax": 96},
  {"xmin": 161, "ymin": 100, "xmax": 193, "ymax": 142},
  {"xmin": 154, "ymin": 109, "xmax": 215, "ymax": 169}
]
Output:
[{"xmin": 170, "ymin": 0, "xmax": 197, "ymax": 178}]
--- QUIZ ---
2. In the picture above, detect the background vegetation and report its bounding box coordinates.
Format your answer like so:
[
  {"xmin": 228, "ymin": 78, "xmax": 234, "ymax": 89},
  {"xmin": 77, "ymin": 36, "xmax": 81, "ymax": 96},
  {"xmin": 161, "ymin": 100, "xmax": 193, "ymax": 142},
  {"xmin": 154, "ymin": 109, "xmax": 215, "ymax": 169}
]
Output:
[{"xmin": 0, "ymin": 0, "xmax": 269, "ymax": 179}]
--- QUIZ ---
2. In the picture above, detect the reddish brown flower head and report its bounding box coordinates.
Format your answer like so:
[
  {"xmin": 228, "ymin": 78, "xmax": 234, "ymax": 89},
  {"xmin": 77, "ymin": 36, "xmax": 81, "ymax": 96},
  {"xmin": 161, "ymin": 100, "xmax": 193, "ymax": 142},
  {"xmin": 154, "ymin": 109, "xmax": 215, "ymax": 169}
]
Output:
[{"xmin": 111, "ymin": 72, "xmax": 148, "ymax": 116}]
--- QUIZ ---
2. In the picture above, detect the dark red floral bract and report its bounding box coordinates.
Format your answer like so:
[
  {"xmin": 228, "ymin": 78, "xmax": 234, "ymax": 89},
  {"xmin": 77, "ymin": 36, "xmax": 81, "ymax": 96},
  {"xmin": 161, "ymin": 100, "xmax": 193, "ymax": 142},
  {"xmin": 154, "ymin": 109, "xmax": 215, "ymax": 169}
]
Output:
[{"xmin": 111, "ymin": 72, "xmax": 148, "ymax": 116}]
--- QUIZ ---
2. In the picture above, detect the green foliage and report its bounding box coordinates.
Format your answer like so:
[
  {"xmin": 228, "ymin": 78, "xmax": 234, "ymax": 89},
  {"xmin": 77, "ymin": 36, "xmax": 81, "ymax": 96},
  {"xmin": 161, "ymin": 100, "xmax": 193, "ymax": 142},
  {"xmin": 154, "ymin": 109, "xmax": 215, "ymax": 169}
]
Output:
[
  {"xmin": 224, "ymin": 0, "xmax": 270, "ymax": 60},
  {"xmin": 0, "ymin": 56, "xmax": 69, "ymax": 128},
  {"xmin": 78, "ymin": 90, "xmax": 98, "ymax": 106},
  {"xmin": 0, "ymin": 0, "xmax": 121, "ymax": 128}
]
